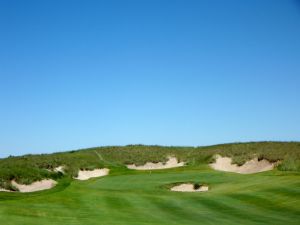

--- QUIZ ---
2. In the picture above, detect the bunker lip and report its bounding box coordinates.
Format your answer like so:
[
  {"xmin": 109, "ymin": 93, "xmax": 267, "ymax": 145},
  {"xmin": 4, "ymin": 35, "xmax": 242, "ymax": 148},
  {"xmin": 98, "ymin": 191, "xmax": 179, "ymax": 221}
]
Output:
[
  {"xmin": 210, "ymin": 154, "xmax": 275, "ymax": 174},
  {"xmin": 170, "ymin": 183, "xmax": 209, "ymax": 192},
  {"xmin": 11, "ymin": 179, "xmax": 57, "ymax": 193},
  {"xmin": 127, "ymin": 156, "xmax": 185, "ymax": 170},
  {"xmin": 75, "ymin": 168, "xmax": 109, "ymax": 180}
]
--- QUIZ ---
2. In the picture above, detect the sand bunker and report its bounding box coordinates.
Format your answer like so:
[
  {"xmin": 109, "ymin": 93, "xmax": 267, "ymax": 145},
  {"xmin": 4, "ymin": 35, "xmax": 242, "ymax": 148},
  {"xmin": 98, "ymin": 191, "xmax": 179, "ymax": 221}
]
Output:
[
  {"xmin": 127, "ymin": 157, "xmax": 185, "ymax": 170},
  {"xmin": 11, "ymin": 179, "xmax": 57, "ymax": 192},
  {"xmin": 171, "ymin": 183, "xmax": 209, "ymax": 192},
  {"xmin": 54, "ymin": 166, "xmax": 65, "ymax": 174},
  {"xmin": 0, "ymin": 188, "xmax": 11, "ymax": 192},
  {"xmin": 210, "ymin": 155, "xmax": 274, "ymax": 174},
  {"xmin": 75, "ymin": 168, "xmax": 109, "ymax": 180}
]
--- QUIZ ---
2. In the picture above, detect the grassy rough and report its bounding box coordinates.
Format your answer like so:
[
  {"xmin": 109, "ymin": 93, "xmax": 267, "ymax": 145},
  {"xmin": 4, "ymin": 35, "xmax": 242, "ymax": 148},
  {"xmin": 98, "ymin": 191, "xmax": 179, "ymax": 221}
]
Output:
[{"xmin": 0, "ymin": 142, "xmax": 299, "ymax": 189}]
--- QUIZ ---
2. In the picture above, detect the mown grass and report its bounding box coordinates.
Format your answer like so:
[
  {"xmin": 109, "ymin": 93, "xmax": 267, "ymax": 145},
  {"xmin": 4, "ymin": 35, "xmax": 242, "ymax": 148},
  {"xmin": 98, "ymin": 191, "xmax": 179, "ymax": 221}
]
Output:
[
  {"xmin": 0, "ymin": 141, "xmax": 300, "ymax": 189},
  {"xmin": 0, "ymin": 163, "xmax": 299, "ymax": 225}
]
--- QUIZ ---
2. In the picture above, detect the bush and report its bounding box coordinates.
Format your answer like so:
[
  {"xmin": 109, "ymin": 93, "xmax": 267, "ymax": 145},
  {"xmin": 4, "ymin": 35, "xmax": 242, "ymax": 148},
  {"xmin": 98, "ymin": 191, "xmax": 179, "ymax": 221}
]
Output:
[
  {"xmin": 278, "ymin": 157, "xmax": 300, "ymax": 171},
  {"xmin": 193, "ymin": 183, "xmax": 201, "ymax": 190}
]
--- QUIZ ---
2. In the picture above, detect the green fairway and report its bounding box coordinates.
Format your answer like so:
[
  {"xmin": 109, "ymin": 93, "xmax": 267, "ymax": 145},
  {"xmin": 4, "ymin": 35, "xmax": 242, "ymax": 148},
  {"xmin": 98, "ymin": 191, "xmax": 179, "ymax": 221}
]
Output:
[
  {"xmin": 0, "ymin": 142, "xmax": 300, "ymax": 224},
  {"xmin": 0, "ymin": 164, "xmax": 299, "ymax": 225}
]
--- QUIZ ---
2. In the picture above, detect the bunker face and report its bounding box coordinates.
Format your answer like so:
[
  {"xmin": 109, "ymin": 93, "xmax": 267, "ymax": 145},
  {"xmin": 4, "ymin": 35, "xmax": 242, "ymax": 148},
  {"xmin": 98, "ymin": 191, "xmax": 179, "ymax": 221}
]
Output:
[
  {"xmin": 0, "ymin": 188, "xmax": 11, "ymax": 192},
  {"xmin": 127, "ymin": 157, "xmax": 185, "ymax": 170},
  {"xmin": 54, "ymin": 166, "xmax": 65, "ymax": 174},
  {"xmin": 75, "ymin": 168, "xmax": 109, "ymax": 180},
  {"xmin": 11, "ymin": 179, "xmax": 57, "ymax": 193},
  {"xmin": 210, "ymin": 155, "xmax": 274, "ymax": 174},
  {"xmin": 171, "ymin": 183, "xmax": 209, "ymax": 192}
]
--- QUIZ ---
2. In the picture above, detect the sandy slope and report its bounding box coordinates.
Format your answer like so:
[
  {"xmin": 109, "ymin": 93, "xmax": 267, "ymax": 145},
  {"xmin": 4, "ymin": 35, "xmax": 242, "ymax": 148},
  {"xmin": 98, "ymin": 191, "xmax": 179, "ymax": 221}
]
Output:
[
  {"xmin": 210, "ymin": 155, "xmax": 274, "ymax": 174},
  {"xmin": 11, "ymin": 179, "xmax": 57, "ymax": 192},
  {"xmin": 75, "ymin": 168, "xmax": 109, "ymax": 180},
  {"xmin": 127, "ymin": 157, "xmax": 185, "ymax": 170}
]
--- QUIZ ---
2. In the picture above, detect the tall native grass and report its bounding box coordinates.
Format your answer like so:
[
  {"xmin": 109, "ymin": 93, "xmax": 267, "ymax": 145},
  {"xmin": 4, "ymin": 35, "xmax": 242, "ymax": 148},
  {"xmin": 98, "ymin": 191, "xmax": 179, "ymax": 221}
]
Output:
[{"xmin": 0, "ymin": 142, "xmax": 299, "ymax": 189}]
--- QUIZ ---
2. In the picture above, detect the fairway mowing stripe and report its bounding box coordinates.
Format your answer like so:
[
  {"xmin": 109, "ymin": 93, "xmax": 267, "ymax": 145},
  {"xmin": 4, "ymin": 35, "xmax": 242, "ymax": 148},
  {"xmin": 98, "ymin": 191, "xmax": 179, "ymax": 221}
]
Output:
[
  {"xmin": 102, "ymin": 195, "xmax": 134, "ymax": 210},
  {"xmin": 144, "ymin": 195, "xmax": 225, "ymax": 224},
  {"xmin": 212, "ymin": 195, "xmax": 299, "ymax": 223},
  {"xmin": 278, "ymin": 198, "xmax": 300, "ymax": 207},
  {"xmin": 227, "ymin": 193, "xmax": 300, "ymax": 218},
  {"xmin": 211, "ymin": 174, "xmax": 300, "ymax": 195},
  {"xmin": 126, "ymin": 195, "xmax": 183, "ymax": 223},
  {"xmin": 190, "ymin": 196, "xmax": 267, "ymax": 223},
  {"xmin": 99, "ymin": 195, "xmax": 166, "ymax": 224},
  {"xmin": 261, "ymin": 186, "xmax": 300, "ymax": 198}
]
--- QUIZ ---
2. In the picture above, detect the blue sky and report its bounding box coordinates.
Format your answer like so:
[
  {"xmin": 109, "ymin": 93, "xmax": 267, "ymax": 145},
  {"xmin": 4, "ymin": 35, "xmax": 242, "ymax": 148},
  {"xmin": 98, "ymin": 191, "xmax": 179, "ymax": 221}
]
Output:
[{"xmin": 0, "ymin": 0, "xmax": 300, "ymax": 158}]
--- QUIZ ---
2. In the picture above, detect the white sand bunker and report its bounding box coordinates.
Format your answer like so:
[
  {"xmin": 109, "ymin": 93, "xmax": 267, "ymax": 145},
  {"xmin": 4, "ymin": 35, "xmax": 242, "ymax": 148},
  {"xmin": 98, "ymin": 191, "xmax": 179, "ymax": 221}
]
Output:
[
  {"xmin": 0, "ymin": 188, "xmax": 11, "ymax": 192},
  {"xmin": 171, "ymin": 183, "xmax": 209, "ymax": 192},
  {"xmin": 127, "ymin": 157, "xmax": 185, "ymax": 170},
  {"xmin": 54, "ymin": 166, "xmax": 65, "ymax": 174},
  {"xmin": 210, "ymin": 155, "xmax": 275, "ymax": 174},
  {"xmin": 75, "ymin": 168, "xmax": 109, "ymax": 180},
  {"xmin": 11, "ymin": 179, "xmax": 57, "ymax": 192}
]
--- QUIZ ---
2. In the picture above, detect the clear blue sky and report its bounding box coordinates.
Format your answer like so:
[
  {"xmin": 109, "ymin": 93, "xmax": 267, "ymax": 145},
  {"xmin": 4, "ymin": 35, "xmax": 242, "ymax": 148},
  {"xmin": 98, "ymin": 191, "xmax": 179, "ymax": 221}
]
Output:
[{"xmin": 0, "ymin": 0, "xmax": 300, "ymax": 158}]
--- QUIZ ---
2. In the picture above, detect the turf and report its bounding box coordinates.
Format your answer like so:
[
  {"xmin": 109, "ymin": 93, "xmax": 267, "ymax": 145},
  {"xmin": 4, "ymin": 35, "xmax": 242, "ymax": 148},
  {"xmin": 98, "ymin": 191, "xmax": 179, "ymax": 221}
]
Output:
[
  {"xmin": 0, "ymin": 165, "xmax": 299, "ymax": 224},
  {"xmin": 0, "ymin": 142, "xmax": 299, "ymax": 224}
]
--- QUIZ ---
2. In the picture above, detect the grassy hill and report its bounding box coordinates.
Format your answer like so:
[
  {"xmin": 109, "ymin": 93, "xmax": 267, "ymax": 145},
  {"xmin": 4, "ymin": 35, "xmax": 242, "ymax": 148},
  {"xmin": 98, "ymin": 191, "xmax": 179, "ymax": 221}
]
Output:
[{"xmin": 0, "ymin": 141, "xmax": 299, "ymax": 224}]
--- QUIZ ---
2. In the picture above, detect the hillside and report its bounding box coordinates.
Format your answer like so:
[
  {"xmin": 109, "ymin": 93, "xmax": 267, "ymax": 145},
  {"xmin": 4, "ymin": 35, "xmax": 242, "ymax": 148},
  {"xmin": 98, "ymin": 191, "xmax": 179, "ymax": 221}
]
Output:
[
  {"xmin": 1, "ymin": 141, "xmax": 300, "ymax": 190},
  {"xmin": 0, "ymin": 141, "xmax": 300, "ymax": 224}
]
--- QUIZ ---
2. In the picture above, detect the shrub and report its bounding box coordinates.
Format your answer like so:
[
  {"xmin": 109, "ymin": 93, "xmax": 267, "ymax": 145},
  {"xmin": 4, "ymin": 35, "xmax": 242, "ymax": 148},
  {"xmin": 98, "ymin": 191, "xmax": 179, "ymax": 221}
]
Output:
[
  {"xmin": 278, "ymin": 157, "xmax": 300, "ymax": 172},
  {"xmin": 193, "ymin": 183, "xmax": 201, "ymax": 190}
]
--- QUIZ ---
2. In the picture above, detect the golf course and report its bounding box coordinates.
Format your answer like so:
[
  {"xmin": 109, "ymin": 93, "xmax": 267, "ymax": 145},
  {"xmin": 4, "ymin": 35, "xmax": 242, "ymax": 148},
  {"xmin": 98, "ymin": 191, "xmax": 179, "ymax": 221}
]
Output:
[
  {"xmin": 1, "ymin": 0, "xmax": 300, "ymax": 224},
  {"xmin": 0, "ymin": 142, "xmax": 299, "ymax": 225}
]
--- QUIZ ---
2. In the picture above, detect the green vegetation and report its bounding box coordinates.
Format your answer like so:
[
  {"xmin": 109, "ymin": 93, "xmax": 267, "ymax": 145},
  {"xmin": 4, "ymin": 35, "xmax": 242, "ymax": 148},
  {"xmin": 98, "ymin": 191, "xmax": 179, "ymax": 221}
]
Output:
[
  {"xmin": 0, "ymin": 141, "xmax": 299, "ymax": 224},
  {"xmin": 1, "ymin": 142, "xmax": 299, "ymax": 188},
  {"xmin": 193, "ymin": 182, "xmax": 201, "ymax": 190}
]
